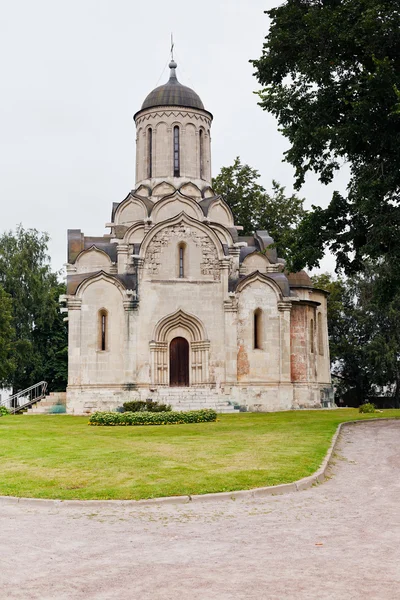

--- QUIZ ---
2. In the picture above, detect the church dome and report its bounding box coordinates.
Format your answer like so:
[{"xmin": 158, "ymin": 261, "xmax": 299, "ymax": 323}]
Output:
[{"xmin": 141, "ymin": 60, "xmax": 205, "ymax": 111}]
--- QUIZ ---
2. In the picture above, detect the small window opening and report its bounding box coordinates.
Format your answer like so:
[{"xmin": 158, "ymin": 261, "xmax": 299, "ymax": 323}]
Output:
[
  {"xmin": 199, "ymin": 129, "xmax": 204, "ymax": 180},
  {"xmin": 99, "ymin": 310, "xmax": 108, "ymax": 351},
  {"xmin": 173, "ymin": 126, "xmax": 180, "ymax": 177},
  {"xmin": 318, "ymin": 312, "xmax": 324, "ymax": 355},
  {"xmin": 310, "ymin": 318, "xmax": 314, "ymax": 354},
  {"xmin": 254, "ymin": 309, "xmax": 263, "ymax": 350},
  {"xmin": 178, "ymin": 243, "xmax": 185, "ymax": 278},
  {"xmin": 147, "ymin": 128, "xmax": 153, "ymax": 178}
]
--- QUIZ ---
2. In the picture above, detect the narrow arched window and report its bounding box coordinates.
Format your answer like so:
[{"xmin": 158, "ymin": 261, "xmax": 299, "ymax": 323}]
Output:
[
  {"xmin": 99, "ymin": 309, "xmax": 108, "ymax": 351},
  {"xmin": 254, "ymin": 309, "xmax": 263, "ymax": 350},
  {"xmin": 199, "ymin": 129, "xmax": 204, "ymax": 180},
  {"xmin": 173, "ymin": 126, "xmax": 180, "ymax": 177},
  {"xmin": 310, "ymin": 318, "xmax": 314, "ymax": 354},
  {"xmin": 178, "ymin": 242, "xmax": 185, "ymax": 278},
  {"xmin": 318, "ymin": 312, "xmax": 324, "ymax": 355},
  {"xmin": 147, "ymin": 128, "xmax": 153, "ymax": 178}
]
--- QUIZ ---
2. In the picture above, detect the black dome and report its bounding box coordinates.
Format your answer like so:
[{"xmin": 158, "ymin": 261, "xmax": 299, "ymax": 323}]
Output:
[{"xmin": 141, "ymin": 61, "xmax": 204, "ymax": 111}]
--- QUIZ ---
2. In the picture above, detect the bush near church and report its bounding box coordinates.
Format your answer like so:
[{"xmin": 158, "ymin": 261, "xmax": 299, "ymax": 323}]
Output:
[
  {"xmin": 122, "ymin": 400, "xmax": 171, "ymax": 413},
  {"xmin": 359, "ymin": 403, "xmax": 376, "ymax": 414},
  {"xmin": 88, "ymin": 408, "xmax": 217, "ymax": 426}
]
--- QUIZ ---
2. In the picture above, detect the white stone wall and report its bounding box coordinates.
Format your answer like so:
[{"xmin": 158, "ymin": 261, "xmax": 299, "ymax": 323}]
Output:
[
  {"xmin": 236, "ymin": 280, "xmax": 281, "ymax": 383},
  {"xmin": 68, "ymin": 278, "xmax": 128, "ymax": 388}
]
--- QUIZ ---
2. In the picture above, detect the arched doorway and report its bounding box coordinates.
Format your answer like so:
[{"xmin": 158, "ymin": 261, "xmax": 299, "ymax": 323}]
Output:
[{"xmin": 169, "ymin": 337, "xmax": 189, "ymax": 386}]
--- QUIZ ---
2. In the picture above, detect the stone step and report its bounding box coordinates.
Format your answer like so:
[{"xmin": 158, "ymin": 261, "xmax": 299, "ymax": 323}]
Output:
[{"xmin": 24, "ymin": 393, "xmax": 66, "ymax": 415}]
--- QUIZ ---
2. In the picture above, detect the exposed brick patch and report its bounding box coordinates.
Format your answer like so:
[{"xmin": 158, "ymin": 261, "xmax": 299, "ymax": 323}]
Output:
[
  {"xmin": 237, "ymin": 344, "xmax": 250, "ymax": 379},
  {"xmin": 290, "ymin": 305, "xmax": 307, "ymax": 381}
]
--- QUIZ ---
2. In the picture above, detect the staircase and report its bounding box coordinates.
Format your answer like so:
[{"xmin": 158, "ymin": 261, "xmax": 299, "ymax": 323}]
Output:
[
  {"xmin": 148, "ymin": 387, "xmax": 241, "ymax": 413},
  {"xmin": 1, "ymin": 381, "xmax": 48, "ymax": 414},
  {"xmin": 25, "ymin": 391, "xmax": 67, "ymax": 415}
]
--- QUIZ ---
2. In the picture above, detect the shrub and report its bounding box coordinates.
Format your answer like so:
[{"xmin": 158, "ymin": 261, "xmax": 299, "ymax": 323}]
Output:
[
  {"xmin": 88, "ymin": 408, "xmax": 217, "ymax": 426},
  {"xmin": 359, "ymin": 402, "xmax": 376, "ymax": 413},
  {"xmin": 122, "ymin": 400, "xmax": 171, "ymax": 413},
  {"xmin": 0, "ymin": 406, "xmax": 10, "ymax": 416}
]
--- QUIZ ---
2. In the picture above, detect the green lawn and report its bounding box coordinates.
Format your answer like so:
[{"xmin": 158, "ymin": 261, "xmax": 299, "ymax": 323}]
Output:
[{"xmin": 0, "ymin": 410, "xmax": 398, "ymax": 500}]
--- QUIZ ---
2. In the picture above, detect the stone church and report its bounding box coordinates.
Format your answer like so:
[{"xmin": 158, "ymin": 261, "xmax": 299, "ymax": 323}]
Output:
[{"xmin": 62, "ymin": 60, "xmax": 332, "ymax": 414}]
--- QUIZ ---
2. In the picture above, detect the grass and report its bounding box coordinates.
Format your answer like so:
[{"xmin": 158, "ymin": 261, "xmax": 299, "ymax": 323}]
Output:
[{"xmin": 0, "ymin": 409, "xmax": 398, "ymax": 500}]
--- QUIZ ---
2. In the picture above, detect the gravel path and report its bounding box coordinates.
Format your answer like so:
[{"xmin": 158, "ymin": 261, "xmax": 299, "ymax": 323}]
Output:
[{"xmin": 1, "ymin": 420, "xmax": 399, "ymax": 600}]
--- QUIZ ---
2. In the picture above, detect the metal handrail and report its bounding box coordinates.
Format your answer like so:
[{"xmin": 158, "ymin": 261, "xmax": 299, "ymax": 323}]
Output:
[{"xmin": 1, "ymin": 381, "xmax": 48, "ymax": 413}]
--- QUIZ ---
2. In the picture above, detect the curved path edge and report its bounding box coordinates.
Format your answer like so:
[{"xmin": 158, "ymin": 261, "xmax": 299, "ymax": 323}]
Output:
[{"xmin": 0, "ymin": 417, "xmax": 398, "ymax": 508}]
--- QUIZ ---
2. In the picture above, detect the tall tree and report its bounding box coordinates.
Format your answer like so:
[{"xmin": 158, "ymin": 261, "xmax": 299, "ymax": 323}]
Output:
[
  {"xmin": 313, "ymin": 268, "xmax": 400, "ymax": 407},
  {"xmin": 252, "ymin": 1, "xmax": 400, "ymax": 287},
  {"xmin": 0, "ymin": 285, "xmax": 16, "ymax": 385},
  {"xmin": 0, "ymin": 226, "xmax": 67, "ymax": 392},
  {"xmin": 212, "ymin": 157, "xmax": 305, "ymax": 256}
]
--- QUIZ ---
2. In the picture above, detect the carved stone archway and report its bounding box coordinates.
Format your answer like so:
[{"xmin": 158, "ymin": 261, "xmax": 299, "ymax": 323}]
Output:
[{"xmin": 150, "ymin": 309, "xmax": 210, "ymax": 386}]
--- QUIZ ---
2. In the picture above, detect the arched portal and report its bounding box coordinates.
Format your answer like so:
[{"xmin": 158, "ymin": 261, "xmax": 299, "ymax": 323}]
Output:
[
  {"xmin": 150, "ymin": 310, "xmax": 210, "ymax": 386},
  {"xmin": 169, "ymin": 337, "xmax": 189, "ymax": 386}
]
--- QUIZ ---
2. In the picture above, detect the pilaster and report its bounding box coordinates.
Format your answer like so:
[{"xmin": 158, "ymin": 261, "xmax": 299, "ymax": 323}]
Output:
[{"xmin": 278, "ymin": 299, "xmax": 292, "ymax": 383}]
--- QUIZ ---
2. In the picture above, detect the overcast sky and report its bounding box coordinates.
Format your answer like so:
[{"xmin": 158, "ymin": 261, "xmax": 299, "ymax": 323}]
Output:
[{"xmin": 0, "ymin": 0, "xmax": 348, "ymax": 274}]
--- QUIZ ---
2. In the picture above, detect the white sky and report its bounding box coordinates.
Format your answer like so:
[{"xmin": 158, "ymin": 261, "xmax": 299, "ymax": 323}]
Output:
[{"xmin": 0, "ymin": 0, "xmax": 348, "ymax": 275}]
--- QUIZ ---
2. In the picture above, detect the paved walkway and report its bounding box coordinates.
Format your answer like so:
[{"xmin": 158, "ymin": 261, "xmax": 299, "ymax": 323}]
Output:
[{"xmin": 1, "ymin": 420, "xmax": 399, "ymax": 600}]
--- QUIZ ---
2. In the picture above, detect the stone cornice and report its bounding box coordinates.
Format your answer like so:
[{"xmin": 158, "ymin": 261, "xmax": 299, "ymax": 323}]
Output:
[{"xmin": 278, "ymin": 300, "xmax": 293, "ymax": 312}]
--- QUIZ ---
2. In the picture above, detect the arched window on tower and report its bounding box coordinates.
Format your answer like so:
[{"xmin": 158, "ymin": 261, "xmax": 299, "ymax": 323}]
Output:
[
  {"xmin": 178, "ymin": 242, "xmax": 186, "ymax": 278},
  {"xmin": 254, "ymin": 309, "xmax": 263, "ymax": 350},
  {"xmin": 98, "ymin": 309, "xmax": 108, "ymax": 351},
  {"xmin": 199, "ymin": 129, "xmax": 204, "ymax": 180},
  {"xmin": 310, "ymin": 318, "xmax": 314, "ymax": 354},
  {"xmin": 318, "ymin": 312, "xmax": 324, "ymax": 355},
  {"xmin": 173, "ymin": 126, "xmax": 180, "ymax": 177},
  {"xmin": 147, "ymin": 128, "xmax": 153, "ymax": 178}
]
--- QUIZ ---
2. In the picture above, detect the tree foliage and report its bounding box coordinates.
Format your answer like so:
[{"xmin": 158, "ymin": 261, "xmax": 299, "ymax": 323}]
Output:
[
  {"xmin": 0, "ymin": 226, "xmax": 67, "ymax": 392},
  {"xmin": 212, "ymin": 157, "xmax": 305, "ymax": 256},
  {"xmin": 313, "ymin": 266, "xmax": 400, "ymax": 407},
  {"xmin": 252, "ymin": 1, "xmax": 400, "ymax": 285},
  {"xmin": 0, "ymin": 285, "xmax": 15, "ymax": 385}
]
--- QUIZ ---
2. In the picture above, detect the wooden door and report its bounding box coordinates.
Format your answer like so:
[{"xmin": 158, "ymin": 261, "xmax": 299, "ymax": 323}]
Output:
[{"xmin": 169, "ymin": 337, "xmax": 189, "ymax": 387}]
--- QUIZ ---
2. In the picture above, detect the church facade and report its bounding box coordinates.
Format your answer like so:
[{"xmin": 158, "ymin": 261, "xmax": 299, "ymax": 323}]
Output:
[{"xmin": 62, "ymin": 60, "xmax": 332, "ymax": 414}]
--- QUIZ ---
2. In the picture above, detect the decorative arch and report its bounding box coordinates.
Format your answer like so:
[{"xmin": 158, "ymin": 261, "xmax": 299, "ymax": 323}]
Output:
[
  {"xmin": 202, "ymin": 186, "xmax": 215, "ymax": 199},
  {"xmin": 75, "ymin": 271, "xmax": 127, "ymax": 301},
  {"xmin": 236, "ymin": 271, "xmax": 284, "ymax": 301},
  {"xmin": 114, "ymin": 194, "xmax": 149, "ymax": 225},
  {"xmin": 207, "ymin": 198, "xmax": 235, "ymax": 228},
  {"xmin": 241, "ymin": 252, "xmax": 270, "ymax": 275},
  {"xmin": 179, "ymin": 182, "xmax": 202, "ymax": 198},
  {"xmin": 154, "ymin": 120, "xmax": 168, "ymax": 131},
  {"xmin": 135, "ymin": 184, "xmax": 151, "ymax": 198},
  {"xmin": 140, "ymin": 211, "xmax": 225, "ymax": 262},
  {"xmin": 152, "ymin": 181, "xmax": 176, "ymax": 197},
  {"xmin": 150, "ymin": 309, "xmax": 210, "ymax": 386},
  {"xmin": 74, "ymin": 246, "xmax": 112, "ymax": 273},
  {"xmin": 150, "ymin": 192, "xmax": 204, "ymax": 223},
  {"xmin": 154, "ymin": 309, "xmax": 207, "ymax": 342},
  {"xmin": 122, "ymin": 222, "xmax": 146, "ymax": 244},
  {"xmin": 208, "ymin": 222, "xmax": 235, "ymax": 246}
]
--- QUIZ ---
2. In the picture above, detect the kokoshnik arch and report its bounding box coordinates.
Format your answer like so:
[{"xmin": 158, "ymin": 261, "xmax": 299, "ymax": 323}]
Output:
[{"xmin": 61, "ymin": 60, "xmax": 333, "ymax": 414}]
